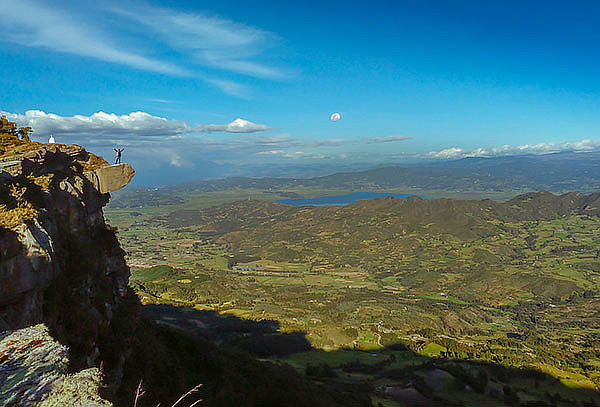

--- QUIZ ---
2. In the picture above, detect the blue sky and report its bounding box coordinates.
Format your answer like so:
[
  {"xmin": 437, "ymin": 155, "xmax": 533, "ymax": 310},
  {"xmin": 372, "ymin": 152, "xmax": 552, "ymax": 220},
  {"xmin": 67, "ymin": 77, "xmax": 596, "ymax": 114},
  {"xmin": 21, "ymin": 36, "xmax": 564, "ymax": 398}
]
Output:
[{"xmin": 2, "ymin": 0, "xmax": 600, "ymax": 184}]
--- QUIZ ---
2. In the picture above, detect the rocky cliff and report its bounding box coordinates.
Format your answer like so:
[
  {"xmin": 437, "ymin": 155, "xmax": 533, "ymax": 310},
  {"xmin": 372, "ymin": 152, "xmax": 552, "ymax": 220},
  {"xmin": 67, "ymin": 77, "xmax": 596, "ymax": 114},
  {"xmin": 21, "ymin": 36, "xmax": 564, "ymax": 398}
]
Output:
[
  {"xmin": 0, "ymin": 143, "xmax": 370, "ymax": 407},
  {"xmin": 0, "ymin": 144, "xmax": 135, "ymax": 405}
]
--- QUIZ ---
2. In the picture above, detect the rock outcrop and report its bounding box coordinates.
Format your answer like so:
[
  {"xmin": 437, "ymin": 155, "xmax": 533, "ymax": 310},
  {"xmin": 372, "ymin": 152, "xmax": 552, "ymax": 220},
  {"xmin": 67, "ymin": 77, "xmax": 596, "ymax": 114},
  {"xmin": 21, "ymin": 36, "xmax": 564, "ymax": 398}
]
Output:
[
  {"xmin": 0, "ymin": 143, "xmax": 371, "ymax": 407},
  {"xmin": 0, "ymin": 144, "xmax": 135, "ymax": 405},
  {"xmin": 84, "ymin": 164, "xmax": 135, "ymax": 194},
  {"xmin": 0, "ymin": 324, "xmax": 111, "ymax": 407},
  {"xmin": 0, "ymin": 143, "xmax": 134, "ymax": 194}
]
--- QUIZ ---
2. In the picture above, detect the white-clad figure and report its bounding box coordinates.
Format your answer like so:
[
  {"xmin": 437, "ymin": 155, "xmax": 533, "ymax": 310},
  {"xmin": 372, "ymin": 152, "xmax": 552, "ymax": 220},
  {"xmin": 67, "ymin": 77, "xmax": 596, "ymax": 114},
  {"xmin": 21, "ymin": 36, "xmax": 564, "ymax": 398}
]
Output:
[{"xmin": 48, "ymin": 134, "xmax": 55, "ymax": 144}]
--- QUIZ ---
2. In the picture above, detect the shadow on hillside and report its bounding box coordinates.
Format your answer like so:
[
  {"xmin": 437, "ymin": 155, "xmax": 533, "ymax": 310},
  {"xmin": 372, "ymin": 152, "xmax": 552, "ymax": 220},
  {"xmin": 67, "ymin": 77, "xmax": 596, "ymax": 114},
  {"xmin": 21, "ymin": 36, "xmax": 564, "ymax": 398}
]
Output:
[
  {"xmin": 116, "ymin": 302, "xmax": 371, "ymax": 407},
  {"xmin": 135, "ymin": 303, "xmax": 600, "ymax": 407},
  {"xmin": 143, "ymin": 304, "xmax": 312, "ymax": 357}
]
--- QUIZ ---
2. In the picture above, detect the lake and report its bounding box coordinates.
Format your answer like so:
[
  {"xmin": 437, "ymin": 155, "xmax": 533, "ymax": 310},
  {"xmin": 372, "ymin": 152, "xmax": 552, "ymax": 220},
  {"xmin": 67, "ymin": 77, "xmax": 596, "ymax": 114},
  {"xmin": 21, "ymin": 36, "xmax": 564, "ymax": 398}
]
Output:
[{"xmin": 276, "ymin": 191, "xmax": 432, "ymax": 206}]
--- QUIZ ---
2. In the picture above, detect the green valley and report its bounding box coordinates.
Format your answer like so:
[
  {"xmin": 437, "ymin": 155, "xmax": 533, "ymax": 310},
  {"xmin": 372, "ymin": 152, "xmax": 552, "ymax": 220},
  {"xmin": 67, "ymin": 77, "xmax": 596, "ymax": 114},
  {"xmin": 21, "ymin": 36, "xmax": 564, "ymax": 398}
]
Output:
[{"xmin": 106, "ymin": 190, "xmax": 600, "ymax": 406}]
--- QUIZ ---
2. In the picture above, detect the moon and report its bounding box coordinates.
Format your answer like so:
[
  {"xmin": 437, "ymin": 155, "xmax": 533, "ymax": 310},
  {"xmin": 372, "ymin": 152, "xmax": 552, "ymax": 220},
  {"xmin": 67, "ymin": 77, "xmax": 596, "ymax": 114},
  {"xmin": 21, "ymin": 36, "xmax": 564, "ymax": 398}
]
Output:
[{"xmin": 330, "ymin": 112, "xmax": 341, "ymax": 121}]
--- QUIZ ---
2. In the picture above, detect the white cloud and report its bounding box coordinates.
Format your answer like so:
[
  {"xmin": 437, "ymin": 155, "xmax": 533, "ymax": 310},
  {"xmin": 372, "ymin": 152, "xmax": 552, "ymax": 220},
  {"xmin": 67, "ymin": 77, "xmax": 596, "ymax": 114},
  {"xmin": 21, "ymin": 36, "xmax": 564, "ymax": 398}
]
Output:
[
  {"xmin": 198, "ymin": 118, "xmax": 271, "ymax": 133},
  {"xmin": 0, "ymin": 0, "xmax": 288, "ymax": 96},
  {"xmin": 168, "ymin": 152, "xmax": 183, "ymax": 167},
  {"xmin": 2, "ymin": 110, "xmax": 270, "ymax": 137},
  {"xmin": 428, "ymin": 147, "xmax": 466, "ymax": 158},
  {"xmin": 272, "ymin": 151, "xmax": 343, "ymax": 160},
  {"xmin": 112, "ymin": 5, "xmax": 288, "ymax": 80},
  {"xmin": 91, "ymin": 133, "xmax": 298, "ymax": 169},
  {"xmin": 364, "ymin": 136, "xmax": 412, "ymax": 144},
  {"xmin": 311, "ymin": 139, "xmax": 345, "ymax": 147},
  {"xmin": 428, "ymin": 139, "xmax": 600, "ymax": 159},
  {"xmin": 234, "ymin": 135, "xmax": 297, "ymax": 147},
  {"xmin": 203, "ymin": 78, "xmax": 250, "ymax": 98},
  {"xmin": 0, "ymin": 0, "xmax": 189, "ymax": 76},
  {"xmin": 143, "ymin": 98, "xmax": 178, "ymax": 104}
]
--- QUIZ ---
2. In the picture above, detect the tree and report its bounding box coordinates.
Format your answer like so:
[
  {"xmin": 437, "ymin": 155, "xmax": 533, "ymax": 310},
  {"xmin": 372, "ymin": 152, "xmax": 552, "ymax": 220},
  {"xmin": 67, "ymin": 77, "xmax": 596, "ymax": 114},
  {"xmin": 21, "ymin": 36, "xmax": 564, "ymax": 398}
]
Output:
[
  {"xmin": 18, "ymin": 126, "xmax": 33, "ymax": 142},
  {"xmin": 0, "ymin": 117, "xmax": 33, "ymax": 151},
  {"xmin": 0, "ymin": 116, "xmax": 17, "ymax": 134}
]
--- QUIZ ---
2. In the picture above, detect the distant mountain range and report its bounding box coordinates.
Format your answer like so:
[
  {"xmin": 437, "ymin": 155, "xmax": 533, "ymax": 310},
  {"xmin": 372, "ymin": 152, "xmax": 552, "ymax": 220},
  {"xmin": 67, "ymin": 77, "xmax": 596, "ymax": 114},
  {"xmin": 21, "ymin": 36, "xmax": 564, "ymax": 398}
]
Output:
[
  {"xmin": 179, "ymin": 151, "xmax": 600, "ymax": 192},
  {"xmin": 161, "ymin": 190, "xmax": 600, "ymax": 242},
  {"xmin": 110, "ymin": 151, "xmax": 600, "ymax": 208},
  {"xmin": 427, "ymin": 151, "xmax": 600, "ymax": 188}
]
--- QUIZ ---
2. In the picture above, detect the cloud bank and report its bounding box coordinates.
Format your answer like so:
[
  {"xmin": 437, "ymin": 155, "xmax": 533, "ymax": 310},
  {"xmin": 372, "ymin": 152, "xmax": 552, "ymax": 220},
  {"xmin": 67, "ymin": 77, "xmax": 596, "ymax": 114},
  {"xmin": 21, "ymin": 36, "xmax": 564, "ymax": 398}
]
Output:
[
  {"xmin": 364, "ymin": 136, "xmax": 412, "ymax": 144},
  {"xmin": 1, "ymin": 110, "xmax": 270, "ymax": 137},
  {"xmin": 428, "ymin": 139, "xmax": 600, "ymax": 159}
]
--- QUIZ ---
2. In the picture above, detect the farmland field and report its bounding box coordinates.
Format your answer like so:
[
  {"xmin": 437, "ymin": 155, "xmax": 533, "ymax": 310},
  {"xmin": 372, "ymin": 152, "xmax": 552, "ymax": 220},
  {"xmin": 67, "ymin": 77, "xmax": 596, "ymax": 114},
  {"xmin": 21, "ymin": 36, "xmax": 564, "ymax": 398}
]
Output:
[{"xmin": 106, "ymin": 188, "xmax": 600, "ymax": 406}]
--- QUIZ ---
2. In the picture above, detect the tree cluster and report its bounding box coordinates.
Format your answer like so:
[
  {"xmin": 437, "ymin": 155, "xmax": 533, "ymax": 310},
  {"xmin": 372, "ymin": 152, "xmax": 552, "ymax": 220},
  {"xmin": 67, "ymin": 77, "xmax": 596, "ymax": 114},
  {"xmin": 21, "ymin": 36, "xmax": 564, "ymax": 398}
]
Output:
[{"xmin": 0, "ymin": 116, "xmax": 33, "ymax": 153}]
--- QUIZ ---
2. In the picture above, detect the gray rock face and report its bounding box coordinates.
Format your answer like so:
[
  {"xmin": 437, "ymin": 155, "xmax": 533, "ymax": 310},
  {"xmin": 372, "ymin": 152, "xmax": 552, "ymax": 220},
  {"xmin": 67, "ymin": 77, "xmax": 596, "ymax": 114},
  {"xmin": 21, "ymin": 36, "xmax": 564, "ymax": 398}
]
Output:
[
  {"xmin": 0, "ymin": 220, "xmax": 58, "ymax": 324},
  {"xmin": 0, "ymin": 324, "xmax": 112, "ymax": 407},
  {"xmin": 0, "ymin": 144, "xmax": 136, "ymax": 405},
  {"xmin": 84, "ymin": 164, "xmax": 135, "ymax": 194}
]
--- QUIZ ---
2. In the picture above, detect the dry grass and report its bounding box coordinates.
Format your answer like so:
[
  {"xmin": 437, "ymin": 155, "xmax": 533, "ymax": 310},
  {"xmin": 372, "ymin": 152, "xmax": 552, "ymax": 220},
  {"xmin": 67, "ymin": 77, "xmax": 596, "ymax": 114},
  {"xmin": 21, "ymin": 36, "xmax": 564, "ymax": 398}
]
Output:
[
  {"xmin": 83, "ymin": 152, "xmax": 110, "ymax": 171},
  {"xmin": 0, "ymin": 134, "xmax": 25, "ymax": 155},
  {"xmin": 0, "ymin": 205, "xmax": 38, "ymax": 228},
  {"xmin": 28, "ymin": 175, "xmax": 53, "ymax": 191},
  {"xmin": 0, "ymin": 183, "xmax": 40, "ymax": 228},
  {"xmin": 134, "ymin": 380, "xmax": 146, "ymax": 407},
  {"xmin": 0, "ymin": 138, "xmax": 42, "ymax": 158},
  {"xmin": 170, "ymin": 383, "xmax": 202, "ymax": 407},
  {"xmin": 132, "ymin": 382, "xmax": 202, "ymax": 407}
]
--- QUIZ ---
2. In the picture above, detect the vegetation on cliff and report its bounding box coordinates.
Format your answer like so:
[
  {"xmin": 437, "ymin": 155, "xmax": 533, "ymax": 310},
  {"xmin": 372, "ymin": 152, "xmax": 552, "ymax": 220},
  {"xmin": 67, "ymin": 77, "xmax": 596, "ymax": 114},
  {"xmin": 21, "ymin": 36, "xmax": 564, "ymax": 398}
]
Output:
[
  {"xmin": 0, "ymin": 116, "xmax": 32, "ymax": 151},
  {"xmin": 0, "ymin": 179, "xmax": 39, "ymax": 228}
]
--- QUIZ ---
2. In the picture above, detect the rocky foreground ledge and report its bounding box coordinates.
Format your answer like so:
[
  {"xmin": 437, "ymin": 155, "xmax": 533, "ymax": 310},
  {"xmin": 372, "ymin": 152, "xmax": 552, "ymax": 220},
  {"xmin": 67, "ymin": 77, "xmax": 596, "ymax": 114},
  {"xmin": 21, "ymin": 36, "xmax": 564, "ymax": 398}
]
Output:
[
  {"xmin": 0, "ymin": 325, "xmax": 111, "ymax": 406},
  {"xmin": 0, "ymin": 143, "xmax": 134, "ymax": 194},
  {"xmin": 0, "ymin": 143, "xmax": 371, "ymax": 407},
  {"xmin": 0, "ymin": 144, "xmax": 135, "ymax": 406}
]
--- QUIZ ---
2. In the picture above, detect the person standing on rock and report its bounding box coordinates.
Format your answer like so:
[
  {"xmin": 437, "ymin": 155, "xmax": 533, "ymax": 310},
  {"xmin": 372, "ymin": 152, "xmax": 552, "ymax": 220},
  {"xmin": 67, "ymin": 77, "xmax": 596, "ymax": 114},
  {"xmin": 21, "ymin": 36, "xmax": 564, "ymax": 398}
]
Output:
[{"xmin": 114, "ymin": 148, "xmax": 124, "ymax": 164}]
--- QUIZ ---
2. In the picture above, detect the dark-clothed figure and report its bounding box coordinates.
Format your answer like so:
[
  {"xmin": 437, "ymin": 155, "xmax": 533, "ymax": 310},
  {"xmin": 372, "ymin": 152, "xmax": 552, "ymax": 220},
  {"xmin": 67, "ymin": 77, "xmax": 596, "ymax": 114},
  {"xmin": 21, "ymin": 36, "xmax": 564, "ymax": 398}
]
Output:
[{"xmin": 114, "ymin": 148, "xmax": 124, "ymax": 164}]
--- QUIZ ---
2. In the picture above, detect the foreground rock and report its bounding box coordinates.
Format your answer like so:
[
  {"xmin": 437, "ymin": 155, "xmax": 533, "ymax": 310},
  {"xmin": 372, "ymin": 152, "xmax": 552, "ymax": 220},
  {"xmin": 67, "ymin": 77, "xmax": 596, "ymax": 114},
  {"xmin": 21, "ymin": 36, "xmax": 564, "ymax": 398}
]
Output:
[
  {"xmin": 0, "ymin": 143, "xmax": 371, "ymax": 407},
  {"xmin": 0, "ymin": 324, "xmax": 111, "ymax": 407},
  {"xmin": 0, "ymin": 143, "xmax": 134, "ymax": 405},
  {"xmin": 84, "ymin": 163, "xmax": 135, "ymax": 194}
]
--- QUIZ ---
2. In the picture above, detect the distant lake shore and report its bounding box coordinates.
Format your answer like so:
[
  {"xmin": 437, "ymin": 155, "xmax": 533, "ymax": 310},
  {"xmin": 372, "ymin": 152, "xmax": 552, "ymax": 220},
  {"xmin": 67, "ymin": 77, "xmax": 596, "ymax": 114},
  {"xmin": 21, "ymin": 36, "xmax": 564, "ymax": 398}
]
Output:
[{"xmin": 276, "ymin": 191, "xmax": 432, "ymax": 206}]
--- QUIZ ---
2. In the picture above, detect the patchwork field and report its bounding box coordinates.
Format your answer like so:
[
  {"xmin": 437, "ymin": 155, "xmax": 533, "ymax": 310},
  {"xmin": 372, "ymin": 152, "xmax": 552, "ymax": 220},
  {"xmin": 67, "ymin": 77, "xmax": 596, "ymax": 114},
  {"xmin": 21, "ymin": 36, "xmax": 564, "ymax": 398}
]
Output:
[{"xmin": 105, "ymin": 189, "xmax": 600, "ymax": 406}]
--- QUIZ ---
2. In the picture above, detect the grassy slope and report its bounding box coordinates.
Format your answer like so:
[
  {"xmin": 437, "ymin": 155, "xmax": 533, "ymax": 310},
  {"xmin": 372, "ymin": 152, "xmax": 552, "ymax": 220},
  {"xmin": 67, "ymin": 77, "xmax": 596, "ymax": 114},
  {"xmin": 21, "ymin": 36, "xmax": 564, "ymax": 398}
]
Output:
[{"xmin": 106, "ymin": 190, "xmax": 600, "ymax": 406}]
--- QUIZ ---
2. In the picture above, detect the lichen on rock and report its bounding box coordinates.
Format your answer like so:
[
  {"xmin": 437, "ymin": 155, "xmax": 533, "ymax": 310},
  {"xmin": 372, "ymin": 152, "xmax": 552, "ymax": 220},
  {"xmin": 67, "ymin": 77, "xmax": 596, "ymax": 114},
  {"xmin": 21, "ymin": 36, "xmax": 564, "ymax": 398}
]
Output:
[{"xmin": 0, "ymin": 324, "xmax": 112, "ymax": 407}]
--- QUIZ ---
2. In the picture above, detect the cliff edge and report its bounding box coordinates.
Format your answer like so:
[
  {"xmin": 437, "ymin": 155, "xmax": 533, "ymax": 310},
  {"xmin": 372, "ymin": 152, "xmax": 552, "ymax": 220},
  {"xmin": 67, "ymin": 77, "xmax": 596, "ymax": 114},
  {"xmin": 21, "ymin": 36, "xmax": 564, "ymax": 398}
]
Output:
[
  {"xmin": 0, "ymin": 142, "xmax": 370, "ymax": 407},
  {"xmin": 0, "ymin": 143, "xmax": 135, "ymax": 405}
]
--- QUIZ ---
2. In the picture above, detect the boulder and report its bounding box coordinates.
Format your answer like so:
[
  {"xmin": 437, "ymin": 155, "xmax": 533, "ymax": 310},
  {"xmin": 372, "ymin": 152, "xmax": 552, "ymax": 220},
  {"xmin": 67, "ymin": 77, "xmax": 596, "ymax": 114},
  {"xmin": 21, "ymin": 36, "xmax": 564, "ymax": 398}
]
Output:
[
  {"xmin": 0, "ymin": 324, "xmax": 112, "ymax": 406},
  {"xmin": 84, "ymin": 163, "xmax": 135, "ymax": 194}
]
